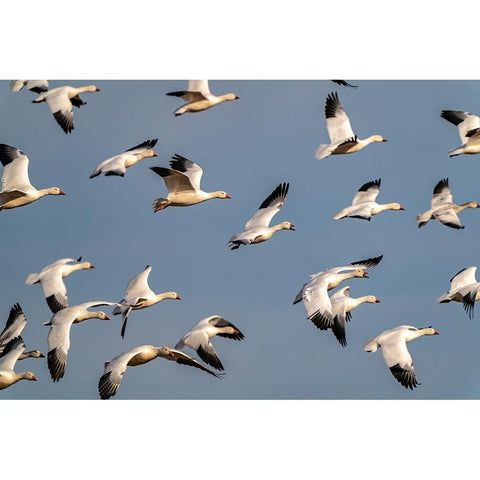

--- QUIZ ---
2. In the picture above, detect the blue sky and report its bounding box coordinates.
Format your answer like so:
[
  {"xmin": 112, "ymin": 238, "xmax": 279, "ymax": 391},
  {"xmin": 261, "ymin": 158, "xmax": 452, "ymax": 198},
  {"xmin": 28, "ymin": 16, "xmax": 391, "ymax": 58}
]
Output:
[
  {"xmin": 3, "ymin": 2, "xmax": 480, "ymax": 478},
  {"xmin": 2, "ymin": 79, "xmax": 480, "ymax": 401}
]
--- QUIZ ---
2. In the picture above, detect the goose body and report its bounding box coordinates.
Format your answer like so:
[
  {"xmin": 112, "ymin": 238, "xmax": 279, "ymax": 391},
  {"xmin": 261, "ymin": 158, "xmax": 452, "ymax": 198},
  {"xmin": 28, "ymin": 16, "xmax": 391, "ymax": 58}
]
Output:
[
  {"xmin": 112, "ymin": 265, "xmax": 181, "ymax": 339},
  {"xmin": 10, "ymin": 80, "xmax": 49, "ymax": 93},
  {"xmin": 98, "ymin": 344, "xmax": 220, "ymax": 399},
  {"xmin": 332, "ymin": 179, "xmax": 405, "ymax": 221},
  {"xmin": 166, "ymin": 80, "xmax": 239, "ymax": 116},
  {"xmin": 150, "ymin": 154, "xmax": 230, "ymax": 211},
  {"xmin": 227, "ymin": 183, "xmax": 295, "ymax": 250},
  {"xmin": 175, "ymin": 315, "xmax": 244, "ymax": 371},
  {"xmin": 90, "ymin": 139, "xmax": 158, "ymax": 178},
  {"xmin": 32, "ymin": 84, "xmax": 100, "ymax": 134},
  {"xmin": 441, "ymin": 110, "xmax": 480, "ymax": 156},
  {"xmin": 44, "ymin": 301, "xmax": 117, "ymax": 382},
  {"xmin": 363, "ymin": 325, "xmax": 439, "ymax": 389},
  {"xmin": 416, "ymin": 178, "xmax": 479, "ymax": 229},
  {"xmin": 315, "ymin": 92, "xmax": 387, "ymax": 160},
  {"xmin": 0, "ymin": 337, "xmax": 38, "ymax": 390},
  {"xmin": 0, "ymin": 303, "xmax": 45, "ymax": 359},
  {"xmin": 0, "ymin": 144, "xmax": 66, "ymax": 211},
  {"xmin": 437, "ymin": 266, "xmax": 480, "ymax": 318},
  {"xmin": 328, "ymin": 286, "xmax": 381, "ymax": 347},
  {"xmin": 25, "ymin": 257, "xmax": 95, "ymax": 314},
  {"xmin": 293, "ymin": 255, "xmax": 383, "ymax": 329}
]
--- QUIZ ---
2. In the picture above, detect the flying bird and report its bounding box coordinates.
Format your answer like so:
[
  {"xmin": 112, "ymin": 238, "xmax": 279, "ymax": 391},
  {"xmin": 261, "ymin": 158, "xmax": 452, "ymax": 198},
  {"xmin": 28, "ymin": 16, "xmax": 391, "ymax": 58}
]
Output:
[
  {"xmin": 0, "ymin": 144, "xmax": 66, "ymax": 211},
  {"xmin": 44, "ymin": 301, "xmax": 118, "ymax": 382},
  {"xmin": 293, "ymin": 256, "xmax": 383, "ymax": 330},
  {"xmin": 363, "ymin": 325, "xmax": 439, "ymax": 389},
  {"xmin": 0, "ymin": 337, "xmax": 38, "ymax": 390},
  {"xmin": 441, "ymin": 110, "xmax": 480, "ymax": 157},
  {"xmin": 25, "ymin": 257, "xmax": 95, "ymax": 314},
  {"xmin": 166, "ymin": 80, "xmax": 239, "ymax": 116},
  {"xmin": 227, "ymin": 182, "xmax": 295, "ymax": 250},
  {"xmin": 0, "ymin": 303, "xmax": 45, "ymax": 359},
  {"xmin": 32, "ymin": 84, "xmax": 100, "ymax": 134},
  {"xmin": 112, "ymin": 265, "xmax": 181, "ymax": 339},
  {"xmin": 89, "ymin": 139, "xmax": 158, "ymax": 178},
  {"xmin": 98, "ymin": 345, "xmax": 221, "ymax": 400},
  {"xmin": 332, "ymin": 179, "xmax": 405, "ymax": 221},
  {"xmin": 315, "ymin": 92, "xmax": 387, "ymax": 160},
  {"xmin": 437, "ymin": 266, "xmax": 480, "ymax": 319},
  {"xmin": 10, "ymin": 80, "xmax": 49, "ymax": 93},
  {"xmin": 328, "ymin": 286, "xmax": 381, "ymax": 347},
  {"xmin": 331, "ymin": 80, "xmax": 358, "ymax": 89},
  {"xmin": 150, "ymin": 154, "xmax": 231, "ymax": 211},
  {"xmin": 416, "ymin": 178, "xmax": 479, "ymax": 229},
  {"xmin": 175, "ymin": 316, "xmax": 244, "ymax": 371}
]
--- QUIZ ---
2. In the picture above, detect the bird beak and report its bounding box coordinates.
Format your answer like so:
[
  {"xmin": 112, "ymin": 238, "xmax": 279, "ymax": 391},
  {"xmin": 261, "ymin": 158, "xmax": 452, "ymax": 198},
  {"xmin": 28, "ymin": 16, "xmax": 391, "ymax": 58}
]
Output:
[
  {"xmin": 89, "ymin": 265, "xmax": 95, "ymax": 269},
  {"xmin": 59, "ymin": 190, "xmax": 66, "ymax": 195},
  {"xmin": 95, "ymin": 88, "xmax": 101, "ymax": 92},
  {"xmin": 375, "ymin": 298, "xmax": 381, "ymax": 303},
  {"xmin": 104, "ymin": 314, "xmax": 111, "ymax": 320},
  {"xmin": 226, "ymin": 194, "xmax": 232, "ymax": 199},
  {"xmin": 363, "ymin": 271, "xmax": 369, "ymax": 278},
  {"xmin": 235, "ymin": 95, "xmax": 240, "ymax": 99},
  {"xmin": 399, "ymin": 206, "xmax": 405, "ymax": 210},
  {"xmin": 32, "ymin": 375, "xmax": 38, "ymax": 381},
  {"xmin": 290, "ymin": 224, "xmax": 296, "ymax": 230},
  {"xmin": 152, "ymin": 151, "xmax": 158, "ymax": 157},
  {"xmin": 382, "ymin": 138, "xmax": 388, "ymax": 142},
  {"xmin": 39, "ymin": 353, "xmax": 45, "ymax": 358},
  {"xmin": 176, "ymin": 295, "xmax": 182, "ymax": 300},
  {"xmin": 434, "ymin": 330, "xmax": 440, "ymax": 335}
]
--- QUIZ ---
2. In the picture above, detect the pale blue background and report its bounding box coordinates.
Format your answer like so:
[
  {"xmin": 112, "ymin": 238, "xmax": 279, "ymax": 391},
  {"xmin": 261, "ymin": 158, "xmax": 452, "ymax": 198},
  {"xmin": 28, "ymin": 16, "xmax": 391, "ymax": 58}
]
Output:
[{"xmin": 1, "ymin": 79, "xmax": 480, "ymax": 400}]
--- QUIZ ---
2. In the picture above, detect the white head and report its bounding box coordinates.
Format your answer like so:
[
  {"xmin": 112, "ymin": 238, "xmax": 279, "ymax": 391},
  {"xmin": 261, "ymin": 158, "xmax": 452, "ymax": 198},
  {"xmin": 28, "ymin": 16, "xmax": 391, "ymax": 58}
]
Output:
[
  {"xmin": 373, "ymin": 135, "xmax": 387, "ymax": 143},
  {"xmin": 390, "ymin": 203, "xmax": 405, "ymax": 211},
  {"xmin": 48, "ymin": 187, "xmax": 66, "ymax": 196},
  {"xmin": 214, "ymin": 191, "xmax": 232, "ymax": 199},
  {"xmin": 21, "ymin": 371, "xmax": 38, "ymax": 382},
  {"xmin": 366, "ymin": 295, "xmax": 381, "ymax": 304},
  {"xmin": 280, "ymin": 221, "xmax": 296, "ymax": 231}
]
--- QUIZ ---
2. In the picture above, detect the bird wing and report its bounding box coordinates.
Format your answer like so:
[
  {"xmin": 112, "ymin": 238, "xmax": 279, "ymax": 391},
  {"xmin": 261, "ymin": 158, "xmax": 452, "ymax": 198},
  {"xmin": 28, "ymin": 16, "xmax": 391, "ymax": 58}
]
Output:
[
  {"xmin": 433, "ymin": 207, "xmax": 463, "ymax": 229},
  {"xmin": 166, "ymin": 348, "xmax": 222, "ymax": 377},
  {"xmin": 352, "ymin": 179, "xmax": 381, "ymax": 205},
  {"xmin": 245, "ymin": 183, "xmax": 289, "ymax": 229},
  {"xmin": 125, "ymin": 138, "xmax": 158, "ymax": 155},
  {"xmin": 441, "ymin": 110, "xmax": 480, "ymax": 144},
  {"xmin": 431, "ymin": 179, "xmax": 453, "ymax": 207},
  {"xmin": 168, "ymin": 154, "xmax": 203, "ymax": 191},
  {"xmin": 208, "ymin": 316, "xmax": 245, "ymax": 340},
  {"xmin": 324, "ymin": 92, "xmax": 355, "ymax": 143},
  {"xmin": 302, "ymin": 276, "xmax": 334, "ymax": 329},
  {"xmin": 0, "ymin": 144, "xmax": 33, "ymax": 193},
  {"xmin": 450, "ymin": 266, "xmax": 478, "ymax": 292},
  {"xmin": 39, "ymin": 271, "xmax": 69, "ymax": 314},
  {"xmin": 0, "ymin": 303, "xmax": 26, "ymax": 345},
  {"xmin": 380, "ymin": 339, "xmax": 418, "ymax": 389},
  {"xmin": 89, "ymin": 154, "xmax": 128, "ymax": 178},
  {"xmin": 44, "ymin": 89, "xmax": 75, "ymax": 134},
  {"xmin": 188, "ymin": 80, "xmax": 213, "ymax": 99},
  {"xmin": 122, "ymin": 266, "xmax": 154, "ymax": 302},
  {"xmin": 0, "ymin": 336, "xmax": 25, "ymax": 371}
]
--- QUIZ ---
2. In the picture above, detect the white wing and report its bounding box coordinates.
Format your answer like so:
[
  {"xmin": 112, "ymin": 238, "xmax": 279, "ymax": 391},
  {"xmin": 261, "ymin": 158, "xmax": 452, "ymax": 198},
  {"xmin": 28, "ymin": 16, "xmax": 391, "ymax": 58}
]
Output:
[
  {"xmin": 450, "ymin": 266, "xmax": 477, "ymax": 292},
  {"xmin": 122, "ymin": 266, "xmax": 154, "ymax": 303},
  {"xmin": 352, "ymin": 179, "xmax": 381, "ymax": 205},
  {"xmin": 0, "ymin": 337, "xmax": 24, "ymax": 371},
  {"xmin": 0, "ymin": 144, "xmax": 33, "ymax": 192},
  {"xmin": 431, "ymin": 179, "xmax": 453, "ymax": 208},
  {"xmin": 441, "ymin": 110, "xmax": 480, "ymax": 144},
  {"xmin": 245, "ymin": 183, "xmax": 289, "ymax": 229},
  {"xmin": 325, "ymin": 92, "xmax": 355, "ymax": 143}
]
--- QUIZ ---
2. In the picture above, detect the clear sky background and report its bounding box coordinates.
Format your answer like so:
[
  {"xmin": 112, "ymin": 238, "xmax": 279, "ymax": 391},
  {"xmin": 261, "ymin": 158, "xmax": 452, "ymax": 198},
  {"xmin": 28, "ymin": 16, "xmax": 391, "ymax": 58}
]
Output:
[{"xmin": 3, "ymin": 1, "xmax": 480, "ymax": 479}]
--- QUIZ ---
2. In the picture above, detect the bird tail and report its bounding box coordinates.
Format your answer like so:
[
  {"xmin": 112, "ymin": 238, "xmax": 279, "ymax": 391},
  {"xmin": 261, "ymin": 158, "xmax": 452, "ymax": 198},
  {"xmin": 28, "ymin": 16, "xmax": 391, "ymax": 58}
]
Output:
[
  {"xmin": 363, "ymin": 338, "xmax": 379, "ymax": 352},
  {"xmin": 25, "ymin": 273, "xmax": 40, "ymax": 285},
  {"xmin": 314, "ymin": 143, "xmax": 333, "ymax": 160},
  {"xmin": 448, "ymin": 146, "xmax": 464, "ymax": 157},
  {"xmin": 437, "ymin": 293, "xmax": 452, "ymax": 303}
]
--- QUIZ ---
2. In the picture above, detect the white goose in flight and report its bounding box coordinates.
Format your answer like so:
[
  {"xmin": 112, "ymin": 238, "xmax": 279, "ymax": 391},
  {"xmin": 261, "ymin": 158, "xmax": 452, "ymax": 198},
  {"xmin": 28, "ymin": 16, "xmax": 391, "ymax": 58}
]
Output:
[
  {"xmin": 363, "ymin": 325, "xmax": 439, "ymax": 389},
  {"xmin": 441, "ymin": 110, "xmax": 480, "ymax": 157},
  {"xmin": 166, "ymin": 80, "xmax": 239, "ymax": 116},
  {"xmin": 227, "ymin": 182, "xmax": 295, "ymax": 250},
  {"xmin": 0, "ymin": 337, "xmax": 38, "ymax": 390},
  {"xmin": 315, "ymin": 92, "xmax": 387, "ymax": 160}
]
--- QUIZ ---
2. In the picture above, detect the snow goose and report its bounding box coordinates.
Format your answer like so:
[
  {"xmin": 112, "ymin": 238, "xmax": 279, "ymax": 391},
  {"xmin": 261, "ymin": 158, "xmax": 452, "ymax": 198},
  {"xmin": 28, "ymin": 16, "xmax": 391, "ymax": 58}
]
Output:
[
  {"xmin": 331, "ymin": 80, "xmax": 358, "ymax": 89},
  {"xmin": 363, "ymin": 325, "xmax": 439, "ymax": 389},
  {"xmin": 328, "ymin": 286, "xmax": 381, "ymax": 347},
  {"xmin": 44, "ymin": 301, "xmax": 118, "ymax": 382},
  {"xmin": 89, "ymin": 138, "xmax": 158, "ymax": 178},
  {"xmin": 112, "ymin": 265, "xmax": 181, "ymax": 339},
  {"xmin": 332, "ymin": 178, "xmax": 405, "ymax": 221},
  {"xmin": 149, "ymin": 154, "xmax": 231, "ymax": 211},
  {"xmin": 0, "ymin": 144, "xmax": 66, "ymax": 211},
  {"xmin": 10, "ymin": 80, "xmax": 49, "ymax": 93},
  {"xmin": 175, "ymin": 316, "xmax": 244, "ymax": 371},
  {"xmin": 98, "ymin": 344, "xmax": 221, "ymax": 399},
  {"xmin": 293, "ymin": 255, "xmax": 383, "ymax": 330},
  {"xmin": 0, "ymin": 303, "xmax": 45, "ymax": 359},
  {"xmin": 32, "ymin": 84, "xmax": 100, "ymax": 134},
  {"xmin": 441, "ymin": 110, "xmax": 480, "ymax": 157},
  {"xmin": 416, "ymin": 178, "xmax": 480, "ymax": 229},
  {"xmin": 25, "ymin": 257, "xmax": 95, "ymax": 314},
  {"xmin": 315, "ymin": 92, "xmax": 387, "ymax": 160},
  {"xmin": 227, "ymin": 182, "xmax": 295, "ymax": 250},
  {"xmin": 437, "ymin": 266, "xmax": 480, "ymax": 319},
  {"xmin": 0, "ymin": 337, "xmax": 38, "ymax": 390},
  {"xmin": 166, "ymin": 80, "xmax": 239, "ymax": 116}
]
